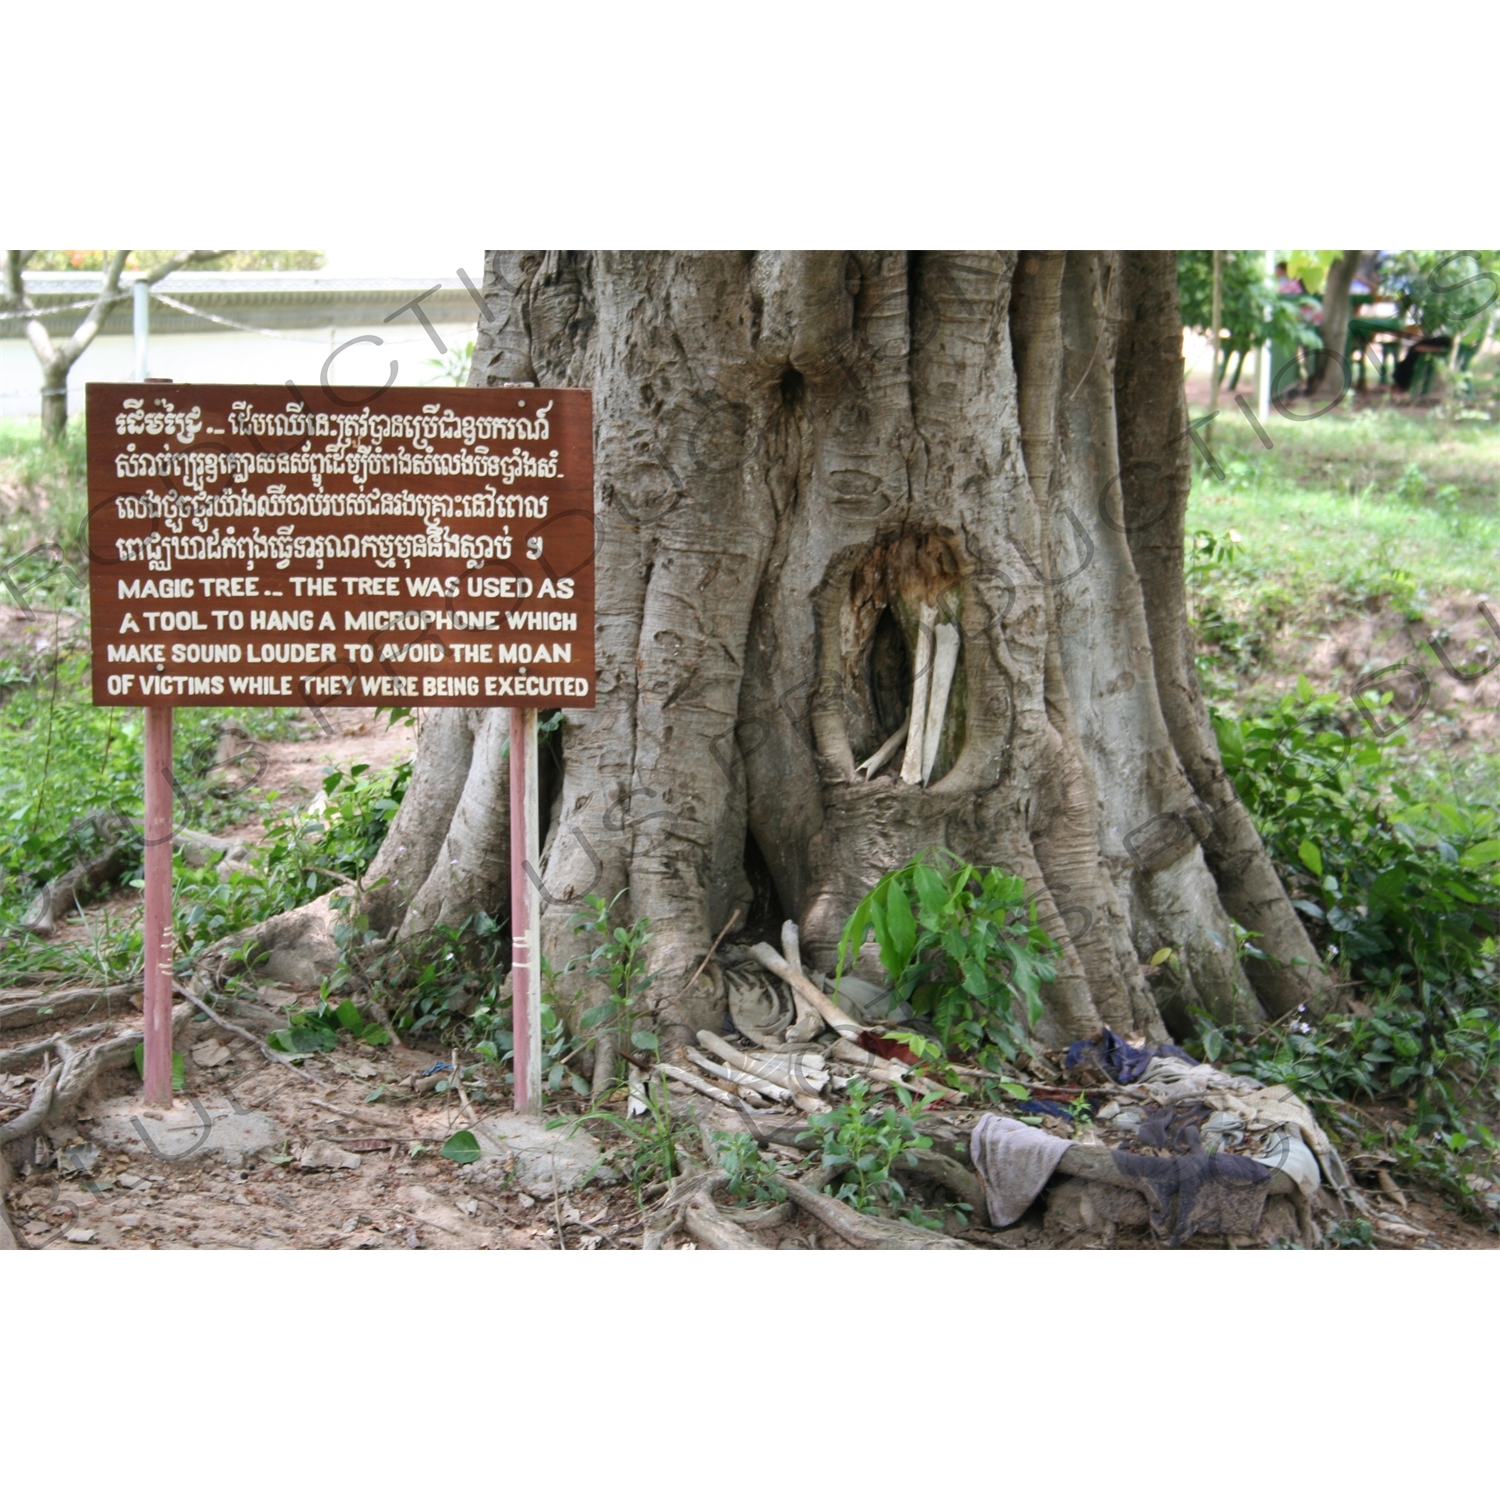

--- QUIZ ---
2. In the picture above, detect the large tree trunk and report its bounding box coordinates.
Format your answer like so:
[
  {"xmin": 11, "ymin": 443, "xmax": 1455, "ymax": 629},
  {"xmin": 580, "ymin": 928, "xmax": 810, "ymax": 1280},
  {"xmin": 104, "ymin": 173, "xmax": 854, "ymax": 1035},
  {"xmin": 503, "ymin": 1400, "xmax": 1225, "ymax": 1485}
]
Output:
[
  {"xmin": 1307, "ymin": 251, "xmax": 1363, "ymax": 399},
  {"xmin": 354, "ymin": 251, "xmax": 1324, "ymax": 1056}
]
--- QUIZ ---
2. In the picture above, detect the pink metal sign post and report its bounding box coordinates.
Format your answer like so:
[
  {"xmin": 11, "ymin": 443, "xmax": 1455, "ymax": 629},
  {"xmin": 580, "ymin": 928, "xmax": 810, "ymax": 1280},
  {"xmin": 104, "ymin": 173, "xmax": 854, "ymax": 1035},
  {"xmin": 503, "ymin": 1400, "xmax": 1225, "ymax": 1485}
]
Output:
[
  {"xmin": 509, "ymin": 707, "xmax": 542, "ymax": 1113},
  {"xmin": 141, "ymin": 705, "xmax": 175, "ymax": 1105}
]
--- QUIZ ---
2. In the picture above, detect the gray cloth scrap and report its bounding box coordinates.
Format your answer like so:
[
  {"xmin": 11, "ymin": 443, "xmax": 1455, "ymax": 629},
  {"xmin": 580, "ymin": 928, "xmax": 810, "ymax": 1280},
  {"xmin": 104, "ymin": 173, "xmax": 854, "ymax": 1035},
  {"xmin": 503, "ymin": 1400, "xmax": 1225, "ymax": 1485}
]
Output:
[{"xmin": 970, "ymin": 1113, "xmax": 1073, "ymax": 1227}]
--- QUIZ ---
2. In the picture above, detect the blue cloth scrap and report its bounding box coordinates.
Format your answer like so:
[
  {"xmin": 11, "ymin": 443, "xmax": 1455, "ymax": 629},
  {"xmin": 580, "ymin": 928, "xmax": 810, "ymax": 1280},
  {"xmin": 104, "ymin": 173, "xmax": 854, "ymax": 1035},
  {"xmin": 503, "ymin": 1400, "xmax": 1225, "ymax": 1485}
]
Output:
[
  {"xmin": 1064, "ymin": 1027, "xmax": 1197, "ymax": 1085},
  {"xmin": 1013, "ymin": 1098, "xmax": 1074, "ymax": 1121}
]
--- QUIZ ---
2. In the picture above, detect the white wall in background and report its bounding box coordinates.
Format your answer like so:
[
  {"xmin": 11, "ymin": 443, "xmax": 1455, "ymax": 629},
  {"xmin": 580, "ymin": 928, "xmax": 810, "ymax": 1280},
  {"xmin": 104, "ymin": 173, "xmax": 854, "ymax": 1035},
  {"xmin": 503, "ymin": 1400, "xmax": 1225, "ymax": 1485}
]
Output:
[{"xmin": 1, "ymin": 320, "xmax": 481, "ymax": 418}]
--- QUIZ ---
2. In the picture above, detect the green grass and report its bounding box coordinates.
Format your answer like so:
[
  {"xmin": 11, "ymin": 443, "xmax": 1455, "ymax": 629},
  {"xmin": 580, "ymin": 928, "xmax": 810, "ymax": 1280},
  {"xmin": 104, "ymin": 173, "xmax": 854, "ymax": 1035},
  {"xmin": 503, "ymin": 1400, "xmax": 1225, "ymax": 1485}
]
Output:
[
  {"xmin": 1187, "ymin": 402, "xmax": 1500, "ymax": 604},
  {"xmin": 1188, "ymin": 399, "xmax": 1500, "ymax": 1221},
  {"xmin": 0, "ymin": 653, "xmax": 309, "ymax": 921},
  {"xmin": 0, "ymin": 417, "xmax": 89, "ymax": 566},
  {"xmin": 1183, "ymin": 401, "xmax": 1500, "ymax": 703}
]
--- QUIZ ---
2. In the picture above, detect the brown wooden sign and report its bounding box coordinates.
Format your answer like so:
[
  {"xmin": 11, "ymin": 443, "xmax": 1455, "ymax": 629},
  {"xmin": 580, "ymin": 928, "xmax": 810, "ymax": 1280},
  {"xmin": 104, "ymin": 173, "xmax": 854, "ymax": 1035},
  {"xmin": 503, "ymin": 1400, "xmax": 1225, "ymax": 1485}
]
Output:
[{"xmin": 86, "ymin": 383, "xmax": 595, "ymax": 710}]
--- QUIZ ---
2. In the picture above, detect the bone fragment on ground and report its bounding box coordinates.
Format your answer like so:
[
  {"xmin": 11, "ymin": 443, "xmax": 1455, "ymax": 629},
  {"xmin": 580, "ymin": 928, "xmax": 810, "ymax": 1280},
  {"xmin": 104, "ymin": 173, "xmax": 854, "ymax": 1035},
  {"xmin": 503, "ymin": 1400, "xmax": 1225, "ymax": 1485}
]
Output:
[
  {"xmin": 657, "ymin": 1062, "xmax": 742, "ymax": 1109},
  {"xmin": 855, "ymin": 716, "xmax": 909, "ymax": 781},
  {"xmin": 725, "ymin": 973, "xmax": 794, "ymax": 1047},
  {"xmin": 626, "ymin": 1063, "xmax": 649, "ymax": 1116},
  {"xmin": 780, "ymin": 920, "xmax": 803, "ymax": 975},
  {"xmin": 899, "ymin": 602, "xmax": 939, "ymax": 784},
  {"xmin": 749, "ymin": 934, "xmax": 863, "ymax": 1040},
  {"xmin": 776, "ymin": 920, "xmax": 825, "ymax": 1041},
  {"xmin": 686, "ymin": 1046, "xmax": 792, "ymax": 1104},
  {"xmin": 920, "ymin": 623, "xmax": 961, "ymax": 784},
  {"xmin": 695, "ymin": 1030, "xmax": 828, "ymax": 1094},
  {"xmin": 830, "ymin": 1037, "xmax": 901, "ymax": 1072}
]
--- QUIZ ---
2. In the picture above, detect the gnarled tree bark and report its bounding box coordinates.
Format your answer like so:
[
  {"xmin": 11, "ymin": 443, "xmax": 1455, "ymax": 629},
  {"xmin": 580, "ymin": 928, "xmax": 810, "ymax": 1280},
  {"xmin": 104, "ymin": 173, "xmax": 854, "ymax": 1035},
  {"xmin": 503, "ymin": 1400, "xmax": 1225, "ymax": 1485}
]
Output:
[{"xmin": 337, "ymin": 252, "xmax": 1323, "ymax": 1056}]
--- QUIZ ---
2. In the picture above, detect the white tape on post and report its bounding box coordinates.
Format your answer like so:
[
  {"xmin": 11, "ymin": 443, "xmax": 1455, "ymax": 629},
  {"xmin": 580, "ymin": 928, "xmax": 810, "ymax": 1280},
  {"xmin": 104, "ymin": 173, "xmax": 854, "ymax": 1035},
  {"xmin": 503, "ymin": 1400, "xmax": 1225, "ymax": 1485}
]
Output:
[{"xmin": 509, "ymin": 707, "xmax": 542, "ymax": 1112}]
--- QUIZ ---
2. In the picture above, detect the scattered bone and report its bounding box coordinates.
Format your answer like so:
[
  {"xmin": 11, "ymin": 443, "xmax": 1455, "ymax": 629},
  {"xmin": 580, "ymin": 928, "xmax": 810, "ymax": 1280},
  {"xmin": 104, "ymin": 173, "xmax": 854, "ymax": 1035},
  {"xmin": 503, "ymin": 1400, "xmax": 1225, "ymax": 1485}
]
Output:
[
  {"xmin": 767, "ymin": 921, "xmax": 825, "ymax": 1044},
  {"xmin": 626, "ymin": 1063, "xmax": 648, "ymax": 1117},
  {"xmin": 854, "ymin": 716, "xmax": 909, "ymax": 781},
  {"xmin": 695, "ymin": 1031, "xmax": 828, "ymax": 1098},
  {"xmin": 830, "ymin": 1036, "xmax": 907, "ymax": 1077},
  {"xmin": 749, "ymin": 928, "xmax": 862, "ymax": 1040},
  {"xmin": 920, "ymin": 622, "xmax": 961, "ymax": 784},
  {"xmin": 685, "ymin": 1047, "xmax": 792, "ymax": 1105},
  {"xmin": 725, "ymin": 971, "xmax": 795, "ymax": 1048},
  {"xmin": 656, "ymin": 1063, "xmax": 744, "ymax": 1111},
  {"xmin": 899, "ymin": 602, "xmax": 940, "ymax": 784}
]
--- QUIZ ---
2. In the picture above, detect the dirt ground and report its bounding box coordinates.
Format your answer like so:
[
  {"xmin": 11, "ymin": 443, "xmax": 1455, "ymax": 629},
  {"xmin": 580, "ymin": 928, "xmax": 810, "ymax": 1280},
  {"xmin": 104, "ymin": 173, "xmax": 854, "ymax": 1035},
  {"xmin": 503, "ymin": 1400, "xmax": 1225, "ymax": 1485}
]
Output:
[
  {"xmin": 6, "ymin": 983, "xmax": 1496, "ymax": 1251},
  {"xmin": 221, "ymin": 705, "xmax": 418, "ymax": 822},
  {"xmin": 6, "ymin": 1012, "xmax": 646, "ymax": 1252}
]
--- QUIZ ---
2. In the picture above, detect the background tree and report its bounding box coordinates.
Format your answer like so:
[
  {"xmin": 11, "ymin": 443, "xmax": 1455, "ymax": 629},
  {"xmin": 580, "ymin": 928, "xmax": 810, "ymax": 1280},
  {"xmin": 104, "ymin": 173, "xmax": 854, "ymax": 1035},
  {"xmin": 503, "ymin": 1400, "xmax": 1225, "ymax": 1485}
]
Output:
[
  {"xmin": 1176, "ymin": 250, "xmax": 1315, "ymax": 392},
  {"xmin": 322, "ymin": 251, "xmax": 1329, "ymax": 1072},
  {"xmin": 1281, "ymin": 250, "xmax": 1367, "ymax": 398},
  {"xmin": 3, "ymin": 249, "xmax": 219, "ymax": 440}
]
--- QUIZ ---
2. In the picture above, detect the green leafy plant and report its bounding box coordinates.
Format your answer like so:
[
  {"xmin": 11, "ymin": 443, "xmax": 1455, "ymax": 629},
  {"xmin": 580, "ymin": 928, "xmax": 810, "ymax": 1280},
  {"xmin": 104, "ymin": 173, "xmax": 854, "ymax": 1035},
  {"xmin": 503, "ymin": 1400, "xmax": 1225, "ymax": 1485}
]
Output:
[
  {"xmin": 835, "ymin": 849, "xmax": 1056, "ymax": 1063},
  {"xmin": 1325, "ymin": 1217, "xmax": 1375, "ymax": 1249},
  {"xmin": 572, "ymin": 890, "xmax": 657, "ymax": 1074},
  {"xmin": 1066, "ymin": 1091, "xmax": 1094, "ymax": 1130},
  {"xmin": 266, "ymin": 996, "xmax": 389, "ymax": 1055},
  {"xmin": 712, "ymin": 1131, "xmax": 787, "ymax": 1204},
  {"xmin": 1216, "ymin": 680, "xmax": 1500, "ymax": 1019},
  {"xmin": 440, "ymin": 1130, "xmax": 483, "ymax": 1164},
  {"xmin": 1176, "ymin": 251, "xmax": 1318, "ymax": 390},
  {"xmin": 565, "ymin": 1074, "xmax": 689, "ymax": 1195},
  {"xmin": 425, "ymin": 339, "xmax": 476, "ymax": 387},
  {"xmin": 798, "ymin": 1077, "xmax": 931, "ymax": 1216}
]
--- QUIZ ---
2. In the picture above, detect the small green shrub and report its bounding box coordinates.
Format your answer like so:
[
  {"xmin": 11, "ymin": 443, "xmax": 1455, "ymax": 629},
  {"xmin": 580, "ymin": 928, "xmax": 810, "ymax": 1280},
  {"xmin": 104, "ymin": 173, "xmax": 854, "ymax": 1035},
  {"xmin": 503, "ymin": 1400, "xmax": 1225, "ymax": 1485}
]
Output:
[
  {"xmin": 1215, "ymin": 680, "xmax": 1500, "ymax": 1015},
  {"xmin": 174, "ymin": 759, "xmax": 411, "ymax": 958},
  {"xmin": 566, "ymin": 1074, "xmax": 689, "ymax": 1194},
  {"xmin": 1209, "ymin": 681, "xmax": 1500, "ymax": 1215},
  {"xmin": 1326, "ymin": 1218, "xmax": 1375, "ymax": 1249},
  {"xmin": 571, "ymin": 890, "xmax": 656, "ymax": 1071},
  {"xmin": 798, "ymin": 1077, "xmax": 931, "ymax": 1216},
  {"xmin": 835, "ymin": 848, "xmax": 1056, "ymax": 1063},
  {"xmin": 712, "ymin": 1131, "xmax": 787, "ymax": 1204},
  {"xmin": 266, "ymin": 995, "xmax": 390, "ymax": 1055}
]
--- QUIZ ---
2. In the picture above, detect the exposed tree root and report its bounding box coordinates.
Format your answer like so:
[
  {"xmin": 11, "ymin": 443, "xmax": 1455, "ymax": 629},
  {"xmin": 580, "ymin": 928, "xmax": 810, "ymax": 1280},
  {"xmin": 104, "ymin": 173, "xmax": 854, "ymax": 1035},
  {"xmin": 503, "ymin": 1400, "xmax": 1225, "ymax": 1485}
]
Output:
[
  {"xmin": 683, "ymin": 1188, "xmax": 768, "ymax": 1250},
  {"xmin": 902, "ymin": 1148, "xmax": 986, "ymax": 1213},
  {"xmin": 197, "ymin": 892, "xmax": 341, "ymax": 990},
  {"xmin": 0, "ymin": 1151, "xmax": 18, "ymax": 1251},
  {"xmin": 0, "ymin": 983, "xmax": 140, "ymax": 1032},
  {"xmin": 18, "ymin": 814, "xmax": 135, "ymax": 937},
  {"xmin": 778, "ymin": 1174, "xmax": 972, "ymax": 1249}
]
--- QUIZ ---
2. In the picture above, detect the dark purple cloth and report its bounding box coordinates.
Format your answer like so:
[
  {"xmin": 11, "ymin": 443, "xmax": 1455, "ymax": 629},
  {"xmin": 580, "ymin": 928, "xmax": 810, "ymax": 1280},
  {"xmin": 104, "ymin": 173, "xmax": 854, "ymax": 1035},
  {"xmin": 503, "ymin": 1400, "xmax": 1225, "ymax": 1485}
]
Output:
[
  {"xmin": 1112, "ymin": 1149, "xmax": 1272, "ymax": 1246},
  {"xmin": 1065, "ymin": 1027, "xmax": 1197, "ymax": 1085},
  {"xmin": 1136, "ymin": 1099, "xmax": 1211, "ymax": 1155}
]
